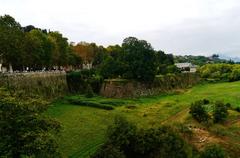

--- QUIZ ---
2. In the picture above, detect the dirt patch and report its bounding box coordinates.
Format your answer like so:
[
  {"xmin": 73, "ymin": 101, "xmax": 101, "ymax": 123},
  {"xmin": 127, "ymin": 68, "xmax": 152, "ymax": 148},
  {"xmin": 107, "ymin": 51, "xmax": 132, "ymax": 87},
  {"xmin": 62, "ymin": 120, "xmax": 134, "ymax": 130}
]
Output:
[
  {"xmin": 189, "ymin": 126, "xmax": 224, "ymax": 151},
  {"xmin": 224, "ymin": 116, "xmax": 240, "ymax": 127}
]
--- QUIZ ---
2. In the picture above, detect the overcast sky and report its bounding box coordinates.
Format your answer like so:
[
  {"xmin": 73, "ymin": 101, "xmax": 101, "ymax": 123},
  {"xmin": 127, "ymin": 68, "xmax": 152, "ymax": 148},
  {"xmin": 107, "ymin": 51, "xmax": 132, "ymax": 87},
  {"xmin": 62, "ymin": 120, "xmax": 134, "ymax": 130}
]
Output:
[{"xmin": 1, "ymin": 0, "xmax": 240, "ymax": 57}]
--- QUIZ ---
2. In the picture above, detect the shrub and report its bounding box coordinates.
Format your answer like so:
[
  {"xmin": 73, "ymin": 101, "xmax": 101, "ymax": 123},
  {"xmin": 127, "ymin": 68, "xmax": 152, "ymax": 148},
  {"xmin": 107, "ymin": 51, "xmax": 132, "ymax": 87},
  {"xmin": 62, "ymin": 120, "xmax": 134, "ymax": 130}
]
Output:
[
  {"xmin": 66, "ymin": 70, "xmax": 103, "ymax": 94},
  {"xmin": 99, "ymin": 100, "xmax": 126, "ymax": 106},
  {"xmin": 106, "ymin": 116, "xmax": 137, "ymax": 149},
  {"xmin": 0, "ymin": 90, "xmax": 61, "ymax": 157},
  {"xmin": 189, "ymin": 100, "xmax": 209, "ymax": 123},
  {"xmin": 235, "ymin": 107, "xmax": 240, "ymax": 112},
  {"xmin": 133, "ymin": 126, "xmax": 192, "ymax": 158},
  {"xmin": 91, "ymin": 144, "xmax": 125, "ymax": 158},
  {"xmin": 225, "ymin": 103, "xmax": 231, "ymax": 108},
  {"xmin": 213, "ymin": 101, "xmax": 228, "ymax": 123},
  {"xmin": 92, "ymin": 116, "xmax": 193, "ymax": 158},
  {"xmin": 200, "ymin": 145, "xmax": 226, "ymax": 158},
  {"xmin": 68, "ymin": 99, "xmax": 114, "ymax": 110},
  {"xmin": 203, "ymin": 99, "xmax": 210, "ymax": 105}
]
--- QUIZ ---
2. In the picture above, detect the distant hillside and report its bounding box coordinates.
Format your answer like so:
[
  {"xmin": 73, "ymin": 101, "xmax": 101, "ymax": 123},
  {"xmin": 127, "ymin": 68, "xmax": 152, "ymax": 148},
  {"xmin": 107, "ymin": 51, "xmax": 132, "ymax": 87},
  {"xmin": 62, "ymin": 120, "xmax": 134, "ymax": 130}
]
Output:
[
  {"xmin": 219, "ymin": 54, "xmax": 240, "ymax": 62},
  {"xmin": 174, "ymin": 55, "xmax": 231, "ymax": 66}
]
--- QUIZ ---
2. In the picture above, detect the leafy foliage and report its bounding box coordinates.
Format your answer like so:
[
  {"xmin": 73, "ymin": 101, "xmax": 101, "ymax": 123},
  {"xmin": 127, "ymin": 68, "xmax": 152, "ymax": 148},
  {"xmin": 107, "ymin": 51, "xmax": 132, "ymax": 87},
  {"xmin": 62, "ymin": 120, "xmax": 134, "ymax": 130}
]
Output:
[
  {"xmin": 92, "ymin": 116, "xmax": 193, "ymax": 158},
  {"xmin": 121, "ymin": 37, "xmax": 157, "ymax": 82},
  {"xmin": 0, "ymin": 14, "xmax": 82, "ymax": 71},
  {"xmin": 174, "ymin": 55, "xmax": 229, "ymax": 66},
  {"xmin": 200, "ymin": 145, "xmax": 226, "ymax": 158},
  {"xmin": 189, "ymin": 100, "xmax": 209, "ymax": 123},
  {"xmin": 100, "ymin": 37, "xmax": 176, "ymax": 82},
  {"xmin": 198, "ymin": 64, "xmax": 240, "ymax": 82},
  {"xmin": 66, "ymin": 69, "xmax": 103, "ymax": 94},
  {"xmin": 213, "ymin": 101, "xmax": 229, "ymax": 123},
  {"xmin": 0, "ymin": 89, "xmax": 61, "ymax": 157},
  {"xmin": 68, "ymin": 98, "xmax": 114, "ymax": 110}
]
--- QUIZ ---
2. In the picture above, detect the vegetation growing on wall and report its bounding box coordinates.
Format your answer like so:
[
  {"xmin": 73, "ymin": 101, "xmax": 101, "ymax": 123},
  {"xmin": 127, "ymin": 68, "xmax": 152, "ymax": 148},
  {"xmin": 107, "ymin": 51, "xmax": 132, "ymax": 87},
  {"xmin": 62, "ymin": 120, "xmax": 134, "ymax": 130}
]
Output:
[
  {"xmin": 0, "ymin": 72, "xmax": 68, "ymax": 98},
  {"xmin": 101, "ymin": 73, "xmax": 200, "ymax": 98}
]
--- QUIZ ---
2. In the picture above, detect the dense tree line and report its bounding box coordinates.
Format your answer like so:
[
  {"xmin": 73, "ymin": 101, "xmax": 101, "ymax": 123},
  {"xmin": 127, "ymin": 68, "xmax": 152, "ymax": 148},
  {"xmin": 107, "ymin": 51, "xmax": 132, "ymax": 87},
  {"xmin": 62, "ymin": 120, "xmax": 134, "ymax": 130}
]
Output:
[
  {"xmin": 174, "ymin": 54, "xmax": 232, "ymax": 66},
  {"xmin": 0, "ymin": 15, "xmax": 83, "ymax": 71},
  {"xmin": 198, "ymin": 64, "xmax": 240, "ymax": 82},
  {"xmin": 100, "ymin": 37, "xmax": 176, "ymax": 82},
  {"xmin": 0, "ymin": 15, "xmax": 176, "ymax": 82}
]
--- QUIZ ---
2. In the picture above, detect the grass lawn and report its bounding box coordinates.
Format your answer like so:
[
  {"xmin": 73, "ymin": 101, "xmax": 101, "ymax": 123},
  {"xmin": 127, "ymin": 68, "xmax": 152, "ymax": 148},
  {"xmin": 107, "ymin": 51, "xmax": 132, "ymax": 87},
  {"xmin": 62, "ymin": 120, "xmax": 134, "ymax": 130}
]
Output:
[{"xmin": 47, "ymin": 81, "xmax": 240, "ymax": 158}]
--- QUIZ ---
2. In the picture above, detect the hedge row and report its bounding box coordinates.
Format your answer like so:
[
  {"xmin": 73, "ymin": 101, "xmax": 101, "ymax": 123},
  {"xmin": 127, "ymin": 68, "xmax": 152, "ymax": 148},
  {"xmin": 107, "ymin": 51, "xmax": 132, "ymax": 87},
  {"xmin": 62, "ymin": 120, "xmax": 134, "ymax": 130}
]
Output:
[
  {"xmin": 0, "ymin": 72, "xmax": 68, "ymax": 99},
  {"xmin": 67, "ymin": 98, "xmax": 114, "ymax": 110}
]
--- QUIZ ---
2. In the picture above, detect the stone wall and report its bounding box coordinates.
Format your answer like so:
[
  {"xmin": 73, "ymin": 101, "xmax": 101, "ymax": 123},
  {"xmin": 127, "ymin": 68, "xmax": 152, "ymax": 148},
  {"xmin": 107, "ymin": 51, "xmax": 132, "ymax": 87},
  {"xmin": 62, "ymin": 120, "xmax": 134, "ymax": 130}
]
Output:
[
  {"xmin": 100, "ymin": 73, "xmax": 201, "ymax": 98},
  {"xmin": 0, "ymin": 72, "xmax": 68, "ymax": 98}
]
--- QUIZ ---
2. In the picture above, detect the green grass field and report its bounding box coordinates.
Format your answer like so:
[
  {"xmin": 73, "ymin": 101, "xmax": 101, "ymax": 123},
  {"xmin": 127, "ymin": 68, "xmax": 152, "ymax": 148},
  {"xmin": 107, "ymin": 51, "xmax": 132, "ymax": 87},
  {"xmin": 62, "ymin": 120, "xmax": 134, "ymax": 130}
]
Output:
[{"xmin": 47, "ymin": 81, "xmax": 240, "ymax": 157}]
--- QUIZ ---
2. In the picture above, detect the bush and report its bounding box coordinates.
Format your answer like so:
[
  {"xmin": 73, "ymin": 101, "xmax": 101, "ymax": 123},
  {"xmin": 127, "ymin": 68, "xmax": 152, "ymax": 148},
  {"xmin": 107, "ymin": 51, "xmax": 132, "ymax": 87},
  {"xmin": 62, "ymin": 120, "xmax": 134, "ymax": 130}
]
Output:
[
  {"xmin": 133, "ymin": 126, "xmax": 192, "ymax": 158},
  {"xmin": 68, "ymin": 99, "xmax": 114, "ymax": 110},
  {"xmin": 213, "ymin": 101, "xmax": 228, "ymax": 123},
  {"xmin": 189, "ymin": 100, "xmax": 209, "ymax": 123},
  {"xmin": 91, "ymin": 144, "xmax": 125, "ymax": 158},
  {"xmin": 203, "ymin": 99, "xmax": 210, "ymax": 105},
  {"xmin": 0, "ymin": 90, "xmax": 61, "ymax": 157},
  {"xmin": 200, "ymin": 145, "xmax": 226, "ymax": 158},
  {"xmin": 235, "ymin": 107, "xmax": 240, "ymax": 112},
  {"xmin": 66, "ymin": 70, "xmax": 103, "ymax": 94},
  {"xmin": 92, "ymin": 116, "xmax": 193, "ymax": 158},
  {"xmin": 99, "ymin": 101, "xmax": 126, "ymax": 106}
]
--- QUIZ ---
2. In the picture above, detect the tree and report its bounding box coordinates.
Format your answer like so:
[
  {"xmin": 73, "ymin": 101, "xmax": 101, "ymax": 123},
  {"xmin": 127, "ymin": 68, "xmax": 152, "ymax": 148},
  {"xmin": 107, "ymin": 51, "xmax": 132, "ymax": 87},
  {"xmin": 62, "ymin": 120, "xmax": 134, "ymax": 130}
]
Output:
[
  {"xmin": 213, "ymin": 101, "xmax": 228, "ymax": 123},
  {"xmin": 189, "ymin": 100, "xmax": 209, "ymax": 123},
  {"xmin": 67, "ymin": 45, "xmax": 83, "ymax": 69},
  {"xmin": 0, "ymin": 15, "xmax": 25, "ymax": 71},
  {"xmin": 106, "ymin": 44, "xmax": 123, "ymax": 59},
  {"xmin": 122, "ymin": 37, "xmax": 157, "ymax": 82},
  {"xmin": 24, "ymin": 29, "xmax": 54, "ymax": 70},
  {"xmin": 48, "ymin": 31, "xmax": 69, "ymax": 67},
  {"xmin": 91, "ymin": 44, "xmax": 108, "ymax": 67},
  {"xmin": 99, "ymin": 56, "xmax": 126, "ymax": 79},
  {"xmin": 155, "ymin": 51, "xmax": 175, "ymax": 74},
  {"xmin": 0, "ymin": 90, "xmax": 61, "ymax": 157},
  {"xmin": 73, "ymin": 42, "xmax": 95, "ymax": 65}
]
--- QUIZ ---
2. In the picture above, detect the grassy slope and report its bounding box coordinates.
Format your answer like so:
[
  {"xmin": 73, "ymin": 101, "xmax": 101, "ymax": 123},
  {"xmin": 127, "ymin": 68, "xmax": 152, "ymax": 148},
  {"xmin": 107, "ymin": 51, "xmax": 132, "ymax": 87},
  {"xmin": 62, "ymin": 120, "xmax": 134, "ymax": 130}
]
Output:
[{"xmin": 47, "ymin": 81, "xmax": 240, "ymax": 158}]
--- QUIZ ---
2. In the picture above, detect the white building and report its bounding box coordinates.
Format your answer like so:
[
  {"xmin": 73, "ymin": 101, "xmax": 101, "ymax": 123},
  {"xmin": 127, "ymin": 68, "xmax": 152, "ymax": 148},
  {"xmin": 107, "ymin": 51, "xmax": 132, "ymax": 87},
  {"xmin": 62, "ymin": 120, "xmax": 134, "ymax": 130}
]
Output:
[{"xmin": 175, "ymin": 63, "xmax": 197, "ymax": 73}]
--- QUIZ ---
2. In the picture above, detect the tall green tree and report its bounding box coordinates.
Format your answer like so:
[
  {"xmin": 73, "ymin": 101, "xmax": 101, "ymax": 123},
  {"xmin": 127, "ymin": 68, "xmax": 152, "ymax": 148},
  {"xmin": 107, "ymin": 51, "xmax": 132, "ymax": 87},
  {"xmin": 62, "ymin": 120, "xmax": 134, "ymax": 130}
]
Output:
[
  {"xmin": 121, "ymin": 37, "xmax": 157, "ymax": 82},
  {"xmin": 24, "ymin": 29, "xmax": 54, "ymax": 70},
  {"xmin": 48, "ymin": 31, "xmax": 69, "ymax": 67},
  {"xmin": 0, "ymin": 15, "xmax": 25, "ymax": 71}
]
